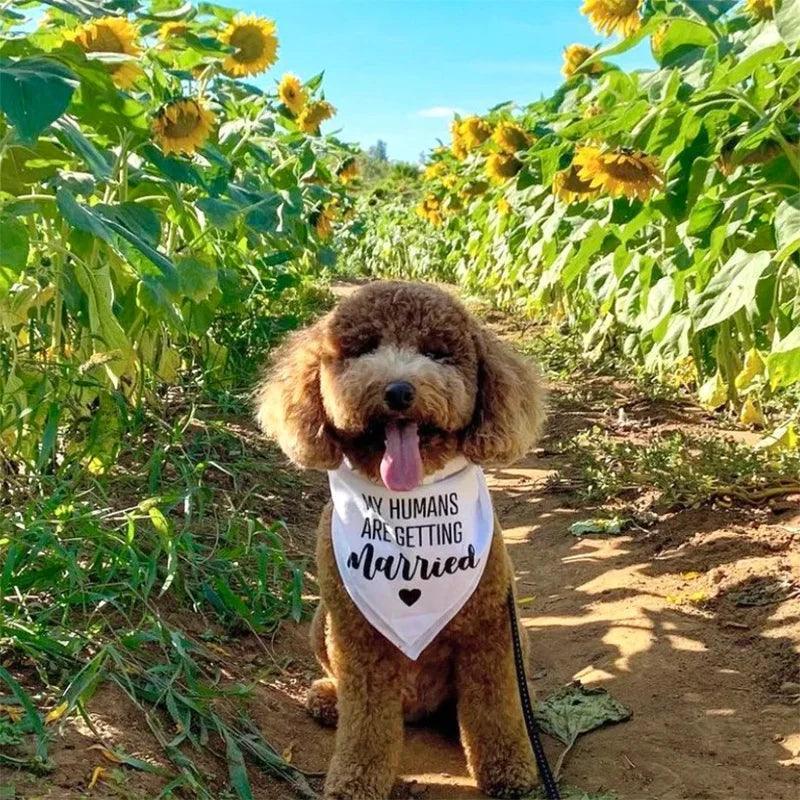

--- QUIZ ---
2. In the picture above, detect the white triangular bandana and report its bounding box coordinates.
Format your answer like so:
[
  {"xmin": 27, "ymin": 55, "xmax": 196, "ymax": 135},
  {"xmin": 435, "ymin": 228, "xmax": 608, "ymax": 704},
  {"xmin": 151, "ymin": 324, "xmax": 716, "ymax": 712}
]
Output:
[{"xmin": 328, "ymin": 458, "xmax": 493, "ymax": 660}]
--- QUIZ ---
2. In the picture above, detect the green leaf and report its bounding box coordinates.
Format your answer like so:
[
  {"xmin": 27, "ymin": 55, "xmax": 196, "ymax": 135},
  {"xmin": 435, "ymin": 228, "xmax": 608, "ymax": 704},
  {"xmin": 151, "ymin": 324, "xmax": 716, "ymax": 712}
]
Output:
[
  {"xmin": 0, "ymin": 57, "xmax": 78, "ymax": 143},
  {"xmin": 196, "ymin": 197, "xmax": 240, "ymax": 229},
  {"xmin": 56, "ymin": 186, "xmax": 114, "ymax": 243},
  {"xmin": 693, "ymin": 250, "xmax": 772, "ymax": 331},
  {"xmin": 679, "ymin": 0, "xmax": 736, "ymax": 24},
  {"xmin": 641, "ymin": 275, "xmax": 674, "ymax": 333},
  {"xmin": 713, "ymin": 24, "xmax": 786, "ymax": 89},
  {"xmin": 52, "ymin": 118, "xmax": 111, "ymax": 180},
  {"xmin": 655, "ymin": 18, "xmax": 715, "ymax": 67},
  {"xmin": 0, "ymin": 216, "xmax": 29, "ymax": 272},
  {"xmin": 221, "ymin": 728, "xmax": 254, "ymax": 800},
  {"xmin": 98, "ymin": 203, "xmax": 161, "ymax": 248},
  {"xmin": 141, "ymin": 143, "xmax": 205, "ymax": 187},
  {"xmin": 687, "ymin": 196, "xmax": 723, "ymax": 236},
  {"xmin": 775, "ymin": 194, "xmax": 800, "ymax": 260},
  {"xmin": 177, "ymin": 255, "xmax": 217, "ymax": 302},
  {"xmin": 73, "ymin": 260, "xmax": 133, "ymax": 378},
  {"xmin": 767, "ymin": 327, "xmax": 800, "ymax": 389},
  {"xmin": 776, "ymin": 0, "xmax": 800, "ymax": 51},
  {"xmin": 534, "ymin": 682, "xmax": 632, "ymax": 747}
]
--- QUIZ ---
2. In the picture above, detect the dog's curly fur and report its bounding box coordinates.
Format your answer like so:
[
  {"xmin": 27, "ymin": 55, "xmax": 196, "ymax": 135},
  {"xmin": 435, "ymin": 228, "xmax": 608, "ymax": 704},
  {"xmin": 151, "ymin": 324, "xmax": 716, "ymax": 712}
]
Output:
[{"xmin": 256, "ymin": 281, "xmax": 545, "ymax": 800}]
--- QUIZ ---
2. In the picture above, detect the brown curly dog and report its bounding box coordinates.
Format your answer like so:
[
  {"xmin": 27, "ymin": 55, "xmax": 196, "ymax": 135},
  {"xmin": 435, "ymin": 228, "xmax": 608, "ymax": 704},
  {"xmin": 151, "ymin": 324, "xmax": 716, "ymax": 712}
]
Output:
[{"xmin": 256, "ymin": 281, "xmax": 545, "ymax": 800}]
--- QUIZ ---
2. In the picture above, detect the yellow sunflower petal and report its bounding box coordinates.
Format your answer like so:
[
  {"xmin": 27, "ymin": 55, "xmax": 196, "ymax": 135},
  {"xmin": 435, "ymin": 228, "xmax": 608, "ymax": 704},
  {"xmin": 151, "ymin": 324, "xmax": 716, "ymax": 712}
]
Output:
[
  {"xmin": 552, "ymin": 164, "xmax": 599, "ymax": 203},
  {"xmin": 581, "ymin": 0, "xmax": 642, "ymax": 38}
]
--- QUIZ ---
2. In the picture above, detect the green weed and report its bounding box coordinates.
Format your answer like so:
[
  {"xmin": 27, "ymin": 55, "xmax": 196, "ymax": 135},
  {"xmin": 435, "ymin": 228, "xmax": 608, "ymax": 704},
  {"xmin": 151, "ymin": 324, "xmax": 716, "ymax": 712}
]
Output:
[{"xmin": 562, "ymin": 427, "xmax": 800, "ymax": 509}]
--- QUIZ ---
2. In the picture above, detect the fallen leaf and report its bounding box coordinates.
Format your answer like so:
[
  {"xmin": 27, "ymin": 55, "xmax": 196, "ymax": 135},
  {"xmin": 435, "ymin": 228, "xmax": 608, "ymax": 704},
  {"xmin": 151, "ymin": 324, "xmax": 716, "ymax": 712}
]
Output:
[
  {"xmin": 680, "ymin": 571, "xmax": 703, "ymax": 581},
  {"xmin": 0, "ymin": 704, "xmax": 23, "ymax": 723},
  {"xmin": 667, "ymin": 590, "xmax": 708, "ymax": 605},
  {"xmin": 533, "ymin": 681, "xmax": 632, "ymax": 747},
  {"xmin": 88, "ymin": 744, "xmax": 124, "ymax": 763},
  {"xmin": 45, "ymin": 701, "xmax": 68, "ymax": 724},
  {"xmin": 517, "ymin": 595, "xmax": 536, "ymax": 606},
  {"xmin": 281, "ymin": 740, "xmax": 294, "ymax": 763},
  {"xmin": 88, "ymin": 766, "xmax": 106, "ymax": 789},
  {"xmin": 569, "ymin": 517, "xmax": 630, "ymax": 537}
]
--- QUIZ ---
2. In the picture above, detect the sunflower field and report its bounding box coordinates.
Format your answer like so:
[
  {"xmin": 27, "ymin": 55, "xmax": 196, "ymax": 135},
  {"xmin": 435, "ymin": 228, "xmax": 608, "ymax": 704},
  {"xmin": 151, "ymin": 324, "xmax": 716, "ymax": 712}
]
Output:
[
  {"xmin": 0, "ymin": 1, "xmax": 360, "ymax": 795},
  {"xmin": 345, "ymin": 0, "xmax": 800, "ymax": 436},
  {"xmin": 0, "ymin": 0, "xmax": 356, "ymax": 469}
]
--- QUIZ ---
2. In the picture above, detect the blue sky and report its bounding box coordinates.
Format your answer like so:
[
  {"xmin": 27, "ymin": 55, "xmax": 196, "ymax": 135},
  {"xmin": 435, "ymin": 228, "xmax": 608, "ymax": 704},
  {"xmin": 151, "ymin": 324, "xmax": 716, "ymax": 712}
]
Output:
[{"xmin": 249, "ymin": 1, "xmax": 654, "ymax": 162}]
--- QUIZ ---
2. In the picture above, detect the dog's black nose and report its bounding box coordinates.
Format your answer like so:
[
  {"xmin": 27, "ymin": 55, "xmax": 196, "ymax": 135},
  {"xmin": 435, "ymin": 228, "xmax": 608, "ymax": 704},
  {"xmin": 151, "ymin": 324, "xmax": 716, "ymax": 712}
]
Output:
[{"xmin": 384, "ymin": 381, "xmax": 415, "ymax": 411}]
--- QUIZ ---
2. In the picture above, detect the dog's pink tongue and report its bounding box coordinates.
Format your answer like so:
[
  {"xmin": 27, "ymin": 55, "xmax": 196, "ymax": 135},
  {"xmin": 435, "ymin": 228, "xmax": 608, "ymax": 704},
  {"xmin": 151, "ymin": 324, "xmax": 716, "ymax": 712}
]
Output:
[{"xmin": 381, "ymin": 421, "xmax": 423, "ymax": 492}]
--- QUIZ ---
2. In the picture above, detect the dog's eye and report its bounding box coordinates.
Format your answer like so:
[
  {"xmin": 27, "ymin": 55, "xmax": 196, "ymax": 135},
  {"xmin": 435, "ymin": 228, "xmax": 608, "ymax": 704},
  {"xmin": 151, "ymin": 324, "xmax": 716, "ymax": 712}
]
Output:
[{"xmin": 348, "ymin": 336, "xmax": 380, "ymax": 358}]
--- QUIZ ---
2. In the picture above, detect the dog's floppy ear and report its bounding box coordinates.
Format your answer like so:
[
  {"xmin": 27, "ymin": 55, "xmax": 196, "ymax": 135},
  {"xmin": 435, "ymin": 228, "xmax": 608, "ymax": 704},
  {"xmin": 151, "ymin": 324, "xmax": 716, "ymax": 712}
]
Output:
[
  {"xmin": 254, "ymin": 317, "xmax": 341, "ymax": 470},
  {"xmin": 463, "ymin": 325, "xmax": 546, "ymax": 466}
]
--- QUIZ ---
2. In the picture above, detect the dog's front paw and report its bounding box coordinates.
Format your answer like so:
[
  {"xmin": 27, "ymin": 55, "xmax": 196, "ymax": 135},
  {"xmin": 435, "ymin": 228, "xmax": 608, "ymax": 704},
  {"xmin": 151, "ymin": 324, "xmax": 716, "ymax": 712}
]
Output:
[
  {"xmin": 478, "ymin": 760, "xmax": 539, "ymax": 799},
  {"xmin": 323, "ymin": 779, "xmax": 385, "ymax": 800},
  {"xmin": 307, "ymin": 677, "xmax": 338, "ymax": 727}
]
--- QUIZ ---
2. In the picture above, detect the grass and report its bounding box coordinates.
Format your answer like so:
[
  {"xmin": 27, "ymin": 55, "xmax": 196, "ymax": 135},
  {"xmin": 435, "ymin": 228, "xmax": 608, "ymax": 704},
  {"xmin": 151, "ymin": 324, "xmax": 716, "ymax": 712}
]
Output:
[
  {"xmin": 559, "ymin": 427, "xmax": 800, "ymax": 510},
  {"xmin": 1, "ymin": 377, "xmax": 318, "ymax": 798}
]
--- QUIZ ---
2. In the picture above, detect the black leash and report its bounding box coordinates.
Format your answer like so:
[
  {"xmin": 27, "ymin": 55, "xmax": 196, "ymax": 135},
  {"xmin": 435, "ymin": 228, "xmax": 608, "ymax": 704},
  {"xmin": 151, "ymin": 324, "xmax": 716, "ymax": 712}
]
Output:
[{"xmin": 507, "ymin": 586, "xmax": 561, "ymax": 800}]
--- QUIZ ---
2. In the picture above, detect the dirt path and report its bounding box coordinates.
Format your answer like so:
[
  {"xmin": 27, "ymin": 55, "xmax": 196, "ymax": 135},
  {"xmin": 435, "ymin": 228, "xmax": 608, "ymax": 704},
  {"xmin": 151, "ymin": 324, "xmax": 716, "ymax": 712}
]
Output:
[{"xmin": 14, "ymin": 287, "xmax": 798, "ymax": 800}]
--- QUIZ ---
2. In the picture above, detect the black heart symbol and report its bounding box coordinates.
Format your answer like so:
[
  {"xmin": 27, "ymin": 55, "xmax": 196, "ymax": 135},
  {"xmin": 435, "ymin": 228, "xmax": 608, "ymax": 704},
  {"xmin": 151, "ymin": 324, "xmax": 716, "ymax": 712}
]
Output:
[{"xmin": 399, "ymin": 588, "xmax": 421, "ymax": 607}]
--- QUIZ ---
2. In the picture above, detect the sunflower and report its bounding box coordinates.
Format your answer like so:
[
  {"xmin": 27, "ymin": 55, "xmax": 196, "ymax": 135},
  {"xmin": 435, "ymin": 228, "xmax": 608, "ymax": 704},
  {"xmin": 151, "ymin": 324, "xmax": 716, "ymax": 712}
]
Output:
[
  {"xmin": 312, "ymin": 204, "xmax": 337, "ymax": 239},
  {"xmin": 337, "ymin": 158, "xmax": 359, "ymax": 184},
  {"xmin": 497, "ymin": 196, "xmax": 512, "ymax": 216},
  {"xmin": 451, "ymin": 119, "xmax": 468, "ymax": 160},
  {"xmin": 562, "ymin": 44, "xmax": 604, "ymax": 78},
  {"xmin": 221, "ymin": 14, "xmax": 278, "ymax": 77},
  {"xmin": 278, "ymin": 73, "xmax": 307, "ymax": 115},
  {"xmin": 493, "ymin": 122, "xmax": 531, "ymax": 154},
  {"xmin": 460, "ymin": 116, "xmax": 493, "ymax": 149},
  {"xmin": 583, "ymin": 103, "xmax": 603, "ymax": 118},
  {"xmin": 297, "ymin": 100, "xmax": 336, "ymax": 134},
  {"xmin": 581, "ymin": 0, "xmax": 642, "ymax": 38},
  {"xmin": 745, "ymin": 0, "xmax": 775, "ymax": 19},
  {"xmin": 72, "ymin": 17, "xmax": 141, "ymax": 89},
  {"xmin": 152, "ymin": 99, "xmax": 215, "ymax": 155},
  {"xmin": 485, "ymin": 153, "xmax": 522, "ymax": 183},
  {"xmin": 424, "ymin": 161, "xmax": 447, "ymax": 181},
  {"xmin": 552, "ymin": 165, "xmax": 599, "ymax": 203},
  {"xmin": 460, "ymin": 180, "xmax": 489, "ymax": 199},
  {"xmin": 159, "ymin": 21, "xmax": 190, "ymax": 41},
  {"xmin": 416, "ymin": 194, "xmax": 444, "ymax": 226},
  {"xmin": 573, "ymin": 145, "xmax": 662, "ymax": 200},
  {"xmin": 717, "ymin": 139, "xmax": 781, "ymax": 175}
]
